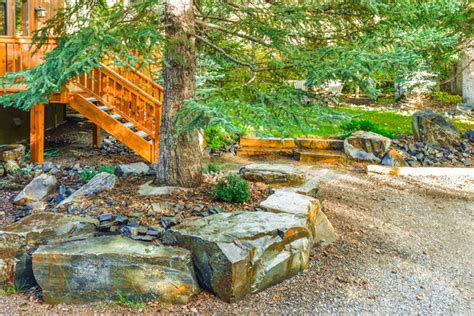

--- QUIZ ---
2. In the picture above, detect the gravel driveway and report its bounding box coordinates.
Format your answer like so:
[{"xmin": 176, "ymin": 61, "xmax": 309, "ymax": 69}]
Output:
[{"xmin": 1, "ymin": 164, "xmax": 473, "ymax": 314}]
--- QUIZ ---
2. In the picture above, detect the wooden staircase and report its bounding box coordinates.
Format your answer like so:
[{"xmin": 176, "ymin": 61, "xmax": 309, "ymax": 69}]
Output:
[{"xmin": 68, "ymin": 63, "xmax": 164, "ymax": 162}]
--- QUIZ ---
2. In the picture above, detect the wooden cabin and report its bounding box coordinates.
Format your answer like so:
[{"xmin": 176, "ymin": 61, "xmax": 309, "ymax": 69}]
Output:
[{"xmin": 0, "ymin": 0, "xmax": 164, "ymax": 164}]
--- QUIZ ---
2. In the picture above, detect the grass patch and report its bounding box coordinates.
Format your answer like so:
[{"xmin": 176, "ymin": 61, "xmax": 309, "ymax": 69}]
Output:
[
  {"xmin": 213, "ymin": 175, "xmax": 251, "ymax": 203},
  {"xmin": 0, "ymin": 284, "xmax": 23, "ymax": 297},
  {"xmin": 114, "ymin": 291, "xmax": 147, "ymax": 309},
  {"xmin": 202, "ymin": 162, "xmax": 221, "ymax": 174},
  {"xmin": 80, "ymin": 165, "xmax": 116, "ymax": 182}
]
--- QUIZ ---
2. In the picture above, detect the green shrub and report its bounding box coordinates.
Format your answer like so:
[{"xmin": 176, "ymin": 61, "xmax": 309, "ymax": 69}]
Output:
[
  {"xmin": 203, "ymin": 162, "xmax": 221, "ymax": 174},
  {"xmin": 205, "ymin": 125, "xmax": 237, "ymax": 149},
  {"xmin": 432, "ymin": 91, "xmax": 462, "ymax": 105},
  {"xmin": 80, "ymin": 167, "xmax": 98, "ymax": 182},
  {"xmin": 98, "ymin": 165, "xmax": 116, "ymax": 174},
  {"xmin": 340, "ymin": 119, "xmax": 398, "ymax": 139},
  {"xmin": 80, "ymin": 165, "xmax": 115, "ymax": 182},
  {"xmin": 213, "ymin": 175, "xmax": 250, "ymax": 203}
]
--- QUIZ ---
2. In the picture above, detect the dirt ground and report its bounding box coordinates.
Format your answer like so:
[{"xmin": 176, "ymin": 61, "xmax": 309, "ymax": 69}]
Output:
[{"xmin": 1, "ymin": 117, "xmax": 473, "ymax": 314}]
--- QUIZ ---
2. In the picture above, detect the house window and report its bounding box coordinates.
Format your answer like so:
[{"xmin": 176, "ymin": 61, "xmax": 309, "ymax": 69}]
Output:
[
  {"xmin": 0, "ymin": 0, "xmax": 7, "ymax": 35},
  {"xmin": 14, "ymin": 0, "xmax": 28, "ymax": 35}
]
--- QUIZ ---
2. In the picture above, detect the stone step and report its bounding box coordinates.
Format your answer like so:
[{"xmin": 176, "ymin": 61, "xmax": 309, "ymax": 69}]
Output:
[
  {"xmin": 236, "ymin": 146, "xmax": 293, "ymax": 157},
  {"xmin": 295, "ymin": 149, "xmax": 347, "ymax": 164},
  {"xmin": 32, "ymin": 235, "xmax": 199, "ymax": 305},
  {"xmin": 97, "ymin": 105, "xmax": 110, "ymax": 112},
  {"xmin": 240, "ymin": 137, "xmax": 344, "ymax": 150}
]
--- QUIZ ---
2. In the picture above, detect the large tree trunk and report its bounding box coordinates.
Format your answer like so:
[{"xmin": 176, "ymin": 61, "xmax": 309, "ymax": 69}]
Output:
[{"xmin": 155, "ymin": 0, "xmax": 202, "ymax": 187}]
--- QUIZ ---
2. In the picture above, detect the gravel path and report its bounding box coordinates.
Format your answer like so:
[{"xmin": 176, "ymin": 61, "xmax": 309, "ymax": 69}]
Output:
[{"xmin": 1, "ymin": 164, "xmax": 473, "ymax": 314}]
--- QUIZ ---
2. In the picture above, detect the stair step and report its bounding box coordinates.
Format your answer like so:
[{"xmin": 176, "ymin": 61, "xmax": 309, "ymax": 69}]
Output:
[
  {"xmin": 135, "ymin": 130, "xmax": 149, "ymax": 138},
  {"xmin": 85, "ymin": 97, "xmax": 98, "ymax": 103},
  {"xmin": 97, "ymin": 105, "xmax": 110, "ymax": 111},
  {"xmin": 123, "ymin": 122, "xmax": 135, "ymax": 129},
  {"xmin": 239, "ymin": 137, "xmax": 344, "ymax": 150},
  {"xmin": 236, "ymin": 146, "xmax": 293, "ymax": 157},
  {"xmin": 294, "ymin": 149, "xmax": 347, "ymax": 164},
  {"xmin": 111, "ymin": 114, "xmax": 122, "ymax": 120}
]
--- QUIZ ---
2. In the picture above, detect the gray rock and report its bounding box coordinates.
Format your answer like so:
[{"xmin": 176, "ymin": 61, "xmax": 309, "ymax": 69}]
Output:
[
  {"xmin": 138, "ymin": 181, "xmax": 184, "ymax": 196},
  {"xmin": 0, "ymin": 212, "xmax": 97, "ymax": 288},
  {"xmin": 42, "ymin": 161, "xmax": 60, "ymax": 174},
  {"xmin": 412, "ymin": 108, "xmax": 460, "ymax": 146},
  {"xmin": 381, "ymin": 149, "xmax": 409, "ymax": 167},
  {"xmin": 58, "ymin": 172, "xmax": 116, "ymax": 207},
  {"xmin": 344, "ymin": 131, "xmax": 391, "ymax": 162},
  {"xmin": 164, "ymin": 211, "xmax": 312, "ymax": 303},
  {"xmin": 273, "ymin": 178, "xmax": 320, "ymax": 198},
  {"xmin": 115, "ymin": 162, "xmax": 150, "ymax": 177},
  {"xmin": 0, "ymin": 144, "xmax": 25, "ymax": 164},
  {"xmin": 260, "ymin": 191, "xmax": 336, "ymax": 247},
  {"xmin": 13, "ymin": 174, "xmax": 57, "ymax": 206},
  {"xmin": 464, "ymin": 130, "xmax": 474, "ymax": 142},
  {"xmin": 32, "ymin": 235, "xmax": 200, "ymax": 305},
  {"xmin": 239, "ymin": 163, "xmax": 306, "ymax": 185},
  {"xmin": 4, "ymin": 160, "xmax": 20, "ymax": 174}
]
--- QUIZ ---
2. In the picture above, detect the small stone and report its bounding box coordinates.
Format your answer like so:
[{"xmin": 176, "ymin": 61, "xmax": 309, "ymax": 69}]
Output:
[
  {"xmin": 162, "ymin": 215, "xmax": 182, "ymax": 229},
  {"xmin": 463, "ymin": 130, "xmax": 474, "ymax": 142},
  {"xmin": 146, "ymin": 228, "xmax": 164, "ymax": 237},
  {"xmin": 5, "ymin": 160, "xmax": 20, "ymax": 174},
  {"xmin": 99, "ymin": 213, "xmax": 113, "ymax": 222},
  {"xmin": 0, "ymin": 144, "xmax": 25, "ymax": 164},
  {"xmin": 115, "ymin": 215, "xmax": 128, "ymax": 225},
  {"xmin": 0, "ymin": 164, "xmax": 5, "ymax": 177},
  {"xmin": 137, "ymin": 226, "xmax": 148, "ymax": 235}
]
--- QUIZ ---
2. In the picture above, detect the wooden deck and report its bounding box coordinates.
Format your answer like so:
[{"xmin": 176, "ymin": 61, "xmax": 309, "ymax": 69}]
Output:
[{"xmin": 0, "ymin": 36, "xmax": 164, "ymax": 164}]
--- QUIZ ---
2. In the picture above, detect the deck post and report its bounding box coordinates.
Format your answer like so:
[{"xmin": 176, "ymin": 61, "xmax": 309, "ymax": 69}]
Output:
[
  {"xmin": 30, "ymin": 104, "xmax": 45, "ymax": 164},
  {"xmin": 92, "ymin": 123, "xmax": 101, "ymax": 149}
]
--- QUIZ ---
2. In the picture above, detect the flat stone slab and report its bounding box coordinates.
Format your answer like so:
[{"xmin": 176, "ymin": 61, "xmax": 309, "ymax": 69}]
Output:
[
  {"xmin": 0, "ymin": 212, "xmax": 98, "ymax": 288},
  {"xmin": 58, "ymin": 172, "xmax": 116, "ymax": 207},
  {"xmin": 273, "ymin": 178, "xmax": 319, "ymax": 197},
  {"xmin": 138, "ymin": 181, "xmax": 184, "ymax": 196},
  {"xmin": 260, "ymin": 191, "xmax": 336, "ymax": 247},
  {"xmin": 164, "ymin": 211, "xmax": 312, "ymax": 303},
  {"xmin": 13, "ymin": 174, "xmax": 57, "ymax": 206},
  {"xmin": 33, "ymin": 236, "xmax": 199, "ymax": 305},
  {"xmin": 239, "ymin": 163, "xmax": 306, "ymax": 185}
]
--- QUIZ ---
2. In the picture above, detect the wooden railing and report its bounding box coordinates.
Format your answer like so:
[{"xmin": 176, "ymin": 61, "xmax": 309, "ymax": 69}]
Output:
[
  {"xmin": 75, "ymin": 63, "xmax": 164, "ymax": 141},
  {"xmin": 0, "ymin": 36, "xmax": 56, "ymax": 76}
]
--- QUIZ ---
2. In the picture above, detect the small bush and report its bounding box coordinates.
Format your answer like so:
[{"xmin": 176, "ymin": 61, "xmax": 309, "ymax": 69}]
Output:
[
  {"xmin": 205, "ymin": 125, "xmax": 237, "ymax": 149},
  {"xmin": 80, "ymin": 167, "xmax": 98, "ymax": 182},
  {"xmin": 340, "ymin": 119, "xmax": 398, "ymax": 139},
  {"xmin": 432, "ymin": 91, "xmax": 462, "ymax": 105},
  {"xmin": 203, "ymin": 162, "xmax": 221, "ymax": 174},
  {"xmin": 213, "ymin": 175, "xmax": 250, "ymax": 203},
  {"xmin": 80, "ymin": 165, "xmax": 115, "ymax": 182}
]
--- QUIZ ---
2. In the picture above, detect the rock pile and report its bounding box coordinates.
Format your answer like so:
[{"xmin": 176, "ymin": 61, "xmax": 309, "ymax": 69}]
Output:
[
  {"xmin": 388, "ymin": 138, "xmax": 472, "ymax": 167},
  {"xmin": 0, "ymin": 144, "xmax": 25, "ymax": 176},
  {"xmin": 99, "ymin": 136, "xmax": 134, "ymax": 155}
]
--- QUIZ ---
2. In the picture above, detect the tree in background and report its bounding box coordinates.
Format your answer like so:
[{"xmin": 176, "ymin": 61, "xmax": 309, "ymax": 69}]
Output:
[{"xmin": 0, "ymin": 0, "xmax": 470, "ymax": 187}]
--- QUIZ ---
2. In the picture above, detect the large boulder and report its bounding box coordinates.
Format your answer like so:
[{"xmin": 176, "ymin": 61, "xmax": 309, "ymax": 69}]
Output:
[
  {"xmin": 13, "ymin": 174, "xmax": 57, "ymax": 206},
  {"xmin": 0, "ymin": 212, "xmax": 97, "ymax": 288},
  {"xmin": 32, "ymin": 236, "xmax": 199, "ymax": 305},
  {"xmin": 239, "ymin": 163, "xmax": 306, "ymax": 185},
  {"xmin": 57, "ymin": 172, "xmax": 116, "ymax": 207},
  {"xmin": 115, "ymin": 162, "xmax": 150, "ymax": 177},
  {"xmin": 344, "ymin": 131, "xmax": 391, "ymax": 163},
  {"xmin": 412, "ymin": 108, "xmax": 460, "ymax": 146},
  {"xmin": 260, "ymin": 191, "xmax": 336, "ymax": 247},
  {"xmin": 163, "ymin": 211, "xmax": 312, "ymax": 303}
]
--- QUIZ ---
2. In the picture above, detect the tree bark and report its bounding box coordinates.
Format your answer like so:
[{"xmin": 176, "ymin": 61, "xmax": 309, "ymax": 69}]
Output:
[{"xmin": 155, "ymin": 0, "xmax": 202, "ymax": 187}]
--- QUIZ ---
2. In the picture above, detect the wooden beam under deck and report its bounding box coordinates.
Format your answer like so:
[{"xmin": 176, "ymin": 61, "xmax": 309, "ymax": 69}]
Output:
[{"xmin": 30, "ymin": 104, "xmax": 44, "ymax": 164}]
